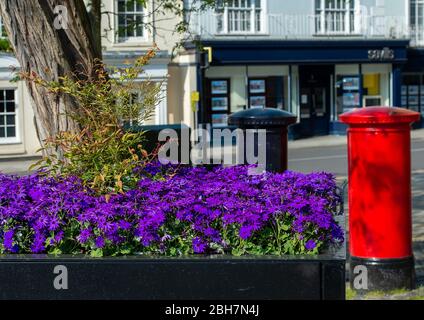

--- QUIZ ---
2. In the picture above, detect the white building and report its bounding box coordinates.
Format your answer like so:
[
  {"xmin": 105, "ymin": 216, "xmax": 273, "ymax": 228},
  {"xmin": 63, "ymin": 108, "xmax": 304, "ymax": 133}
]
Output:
[{"xmin": 2, "ymin": 0, "xmax": 424, "ymax": 158}]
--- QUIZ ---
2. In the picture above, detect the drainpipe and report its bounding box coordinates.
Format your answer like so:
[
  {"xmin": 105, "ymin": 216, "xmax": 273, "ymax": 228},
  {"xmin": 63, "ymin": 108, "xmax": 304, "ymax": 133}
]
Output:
[
  {"xmin": 152, "ymin": 0, "xmax": 156, "ymax": 44},
  {"xmin": 245, "ymin": 65, "xmax": 249, "ymax": 109},
  {"xmin": 288, "ymin": 65, "xmax": 292, "ymax": 113},
  {"xmin": 359, "ymin": 64, "xmax": 363, "ymax": 108}
]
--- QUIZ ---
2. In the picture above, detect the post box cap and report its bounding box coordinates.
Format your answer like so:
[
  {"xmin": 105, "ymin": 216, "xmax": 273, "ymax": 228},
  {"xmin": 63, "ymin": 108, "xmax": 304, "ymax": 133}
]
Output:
[
  {"xmin": 228, "ymin": 108, "xmax": 297, "ymax": 127},
  {"xmin": 339, "ymin": 107, "xmax": 421, "ymax": 125}
]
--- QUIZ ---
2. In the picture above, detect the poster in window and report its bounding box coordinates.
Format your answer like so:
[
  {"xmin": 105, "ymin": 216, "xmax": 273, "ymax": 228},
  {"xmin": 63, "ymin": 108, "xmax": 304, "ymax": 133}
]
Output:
[
  {"xmin": 402, "ymin": 86, "xmax": 408, "ymax": 95},
  {"xmin": 409, "ymin": 85, "xmax": 419, "ymax": 95},
  {"xmin": 250, "ymin": 96, "xmax": 266, "ymax": 109},
  {"xmin": 364, "ymin": 97, "xmax": 382, "ymax": 107},
  {"xmin": 342, "ymin": 77, "xmax": 360, "ymax": 91},
  {"xmin": 249, "ymin": 79, "xmax": 266, "ymax": 94},
  {"xmin": 211, "ymin": 97, "xmax": 228, "ymax": 111},
  {"xmin": 211, "ymin": 80, "xmax": 228, "ymax": 94},
  {"xmin": 401, "ymin": 96, "xmax": 408, "ymax": 107},
  {"xmin": 211, "ymin": 114, "xmax": 228, "ymax": 127},
  {"xmin": 409, "ymin": 95, "xmax": 419, "ymax": 106},
  {"xmin": 343, "ymin": 92, "xmax": 360, "ymax": 108}
]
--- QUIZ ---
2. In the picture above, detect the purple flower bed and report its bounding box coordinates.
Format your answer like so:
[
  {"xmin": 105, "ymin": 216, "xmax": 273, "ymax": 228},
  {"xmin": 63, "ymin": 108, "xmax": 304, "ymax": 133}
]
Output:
[{"xmin": 0, "ymin": 165, "xmax": 344, "ymax": 256}]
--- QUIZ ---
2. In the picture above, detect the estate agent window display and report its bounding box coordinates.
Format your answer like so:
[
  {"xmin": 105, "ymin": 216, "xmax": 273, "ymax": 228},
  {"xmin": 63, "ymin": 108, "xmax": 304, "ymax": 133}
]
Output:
[
  {"xmin": 248, "ymin": 79, "xmax": 267, "ymax": 109},
  {"xmin": 335, "ymin": 73, "xmax": 383, "ymax": 119},
  {"xmin": 209, "ymin": 79, "xmax": 230, "ymax": 128},
  {"xmin": 402, "ymin": 74, "xmax": 424, "ymax": 113}
]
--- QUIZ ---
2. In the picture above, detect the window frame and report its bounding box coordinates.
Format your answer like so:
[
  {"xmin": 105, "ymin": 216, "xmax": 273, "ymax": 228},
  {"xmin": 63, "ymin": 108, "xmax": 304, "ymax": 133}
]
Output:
[
  {"xmin": 216, "ymin": 0, "xmax": 267, "ymax": 35},
  {"xmin": 0, "ymin": 88, "xmax": 20, "ymax": 144},
  {"xmin": 0, "ymin": 17, "xmax": 6, "ymax": 38},
  {"xmin": 315, "ymin": 0, "xmax": 359, "ymax": 36},
  {"xmin": 114, "ymin": 0, "xmax": 149, "ymax": 44},
  {"xmin": 410, "ymin": 0, "xmax": 424, "ymax": 46}
]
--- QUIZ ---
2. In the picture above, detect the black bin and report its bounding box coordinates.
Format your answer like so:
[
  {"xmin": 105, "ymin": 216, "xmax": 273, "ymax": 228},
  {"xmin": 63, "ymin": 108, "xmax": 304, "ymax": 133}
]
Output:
[{"xmin": 228, "ymin": 108, "xmax": 297, "ymax": 172}]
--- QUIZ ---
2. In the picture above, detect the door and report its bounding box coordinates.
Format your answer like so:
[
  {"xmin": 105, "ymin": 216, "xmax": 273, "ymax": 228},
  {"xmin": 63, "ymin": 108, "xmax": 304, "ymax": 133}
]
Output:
[
  {"xmin": 298, "ymin": 65, "xmax": 333, "ymax": 137},
  {"xmin": 300, "ymin": 87, "xmax": 327, "ymax": 137}
]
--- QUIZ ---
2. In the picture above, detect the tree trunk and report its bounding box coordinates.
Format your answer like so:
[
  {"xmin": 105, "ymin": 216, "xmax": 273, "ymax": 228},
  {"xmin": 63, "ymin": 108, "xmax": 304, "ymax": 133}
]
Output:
[{"xmin": 0, "ymin": 0, "xmax": 101, "ymax": 151}]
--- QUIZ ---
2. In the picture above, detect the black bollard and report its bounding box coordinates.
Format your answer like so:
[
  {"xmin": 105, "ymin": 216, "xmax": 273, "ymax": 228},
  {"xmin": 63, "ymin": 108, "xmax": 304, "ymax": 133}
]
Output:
[{"xmin": 228, "ymin": 108, "xmax": 297, "ymax": 172}]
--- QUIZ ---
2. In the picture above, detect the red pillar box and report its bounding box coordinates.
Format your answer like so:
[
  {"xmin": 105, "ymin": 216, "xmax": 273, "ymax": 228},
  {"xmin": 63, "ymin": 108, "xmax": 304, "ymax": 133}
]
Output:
[{"xmin": 340, "ymin": 107, "xmax": 420, "ymax": 291}]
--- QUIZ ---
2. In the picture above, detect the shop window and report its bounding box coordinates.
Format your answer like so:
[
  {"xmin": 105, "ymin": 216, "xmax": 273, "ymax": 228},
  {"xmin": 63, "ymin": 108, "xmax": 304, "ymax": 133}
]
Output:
[
  {"xmin": 248, "ymin": 79, "xmax": 266, "ymax": 109},
  {"xmin": 216, "ymin": 0, "xmax": 263, "ymax": 34},
  {"xmin": 248, "ymin": 77, "xmax": 286, "ymax": 110},
  {"xmin": 336, "ymin": 75, "xmax": 360, "ymax": 117},
  {"xmin": 0, "ymin": 89, "xmax": 17, "ymax": 141},
  {"xmin": 363, "ymin": 74, "xmax": 382, "ymax": 107},
  {"xmin": 208, "ymin": 79, "xmax": 230, "ymax": 128},
  {"xmin": 116, "ymin": 0, "xmax": 146, "ymax": 42},
  {"xmin": 315, "ymin": 0, "xmax": 356, "ymax": 35},
  {"xmin": 401, "ymin": 74, "xmax": 423, "ymax": 113}
]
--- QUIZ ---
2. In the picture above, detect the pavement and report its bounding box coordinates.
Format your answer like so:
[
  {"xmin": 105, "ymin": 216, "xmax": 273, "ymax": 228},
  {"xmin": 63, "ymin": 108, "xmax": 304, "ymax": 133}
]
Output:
[{"xmin": 0, "ymin": 157, "xmax": 39, "ymax": 175}]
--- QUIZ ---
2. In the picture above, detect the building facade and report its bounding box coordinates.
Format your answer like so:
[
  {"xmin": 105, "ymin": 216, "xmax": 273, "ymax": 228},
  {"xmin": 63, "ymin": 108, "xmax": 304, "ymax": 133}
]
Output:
[
  {"xmin": 189, "ymin": 0, "xmax": 424, "ymax": 137},
  {"xmin": 0, "ymin": 13, "xmax": 41, "ymax": 158},
  {"xmin": 0, "ymin": 0, "xmax": 190, "ymax": 158},
  {"xmin": 3, "ymin": 1, "xmax": 424, "ymax": 159}
]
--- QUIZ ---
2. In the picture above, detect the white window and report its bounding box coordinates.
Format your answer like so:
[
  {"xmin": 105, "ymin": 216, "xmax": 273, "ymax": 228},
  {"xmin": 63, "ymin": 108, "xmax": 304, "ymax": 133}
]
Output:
[
  {"xmin": 0, "ymin": 89, "xmax": 17, "ymax": 142},
  {"xmin": 315, "ymin": 0, "xmax": 356, "ymax": 34},
  {"xmin": 216, "ymin": 0, "xmax": 264, "ymax": 34},
  {"xmin": 0, "ymin": 17, "xmax": 6, "ymax": 38},
  {"xmin": 116, "ymin": 0, "xmax": 146, "ymax": 42},
  {"xmin": 411, "ymin": 0, "xmax": 424, "ymax": 46}
]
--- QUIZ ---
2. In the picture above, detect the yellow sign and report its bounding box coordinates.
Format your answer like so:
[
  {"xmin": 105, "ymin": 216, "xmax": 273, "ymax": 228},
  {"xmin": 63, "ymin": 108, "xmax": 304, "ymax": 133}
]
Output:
[
  {"xmin": 364, "ymin": 74, "xmax": 380, "ymax": 96},
  {"xmin": 191, "ymin": 91, "xmax": 200, "ymax": 112},
  {"xmin": 191, "ymin": 91, "xmax": 200, "ymax": 102},
  {"xmin": 204, "ymin": 47, "xmax": 212, "ymax": 63}
]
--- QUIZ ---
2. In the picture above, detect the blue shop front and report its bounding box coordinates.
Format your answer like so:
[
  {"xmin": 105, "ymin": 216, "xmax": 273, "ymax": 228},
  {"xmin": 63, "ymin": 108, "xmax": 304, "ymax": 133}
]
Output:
[
  {"xmin": 400, "ymin": 48, "xmax": 424, "ymax": 129},
  {"xmin": 197, "ymin": 40, "xmax": 410, "ymax": 138}
]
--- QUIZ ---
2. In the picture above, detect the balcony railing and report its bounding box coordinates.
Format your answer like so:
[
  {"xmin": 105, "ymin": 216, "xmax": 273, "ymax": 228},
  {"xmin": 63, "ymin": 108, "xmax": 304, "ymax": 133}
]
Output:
[{"xmin": 189, "ymin": 11, "xmax": 411, "ymax": 41}]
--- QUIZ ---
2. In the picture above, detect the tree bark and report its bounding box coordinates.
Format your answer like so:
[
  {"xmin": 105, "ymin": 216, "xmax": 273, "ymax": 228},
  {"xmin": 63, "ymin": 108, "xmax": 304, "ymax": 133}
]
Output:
[{"xmin": 0, "ymin": 0, "xmax": 101, "ymax": 150}]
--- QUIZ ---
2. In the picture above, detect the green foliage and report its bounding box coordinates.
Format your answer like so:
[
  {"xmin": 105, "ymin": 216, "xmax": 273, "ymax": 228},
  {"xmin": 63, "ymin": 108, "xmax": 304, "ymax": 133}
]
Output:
[
  {"xmin": 27, "ymin": 48, "xmax": 162, "ymax": 194},
  {"xmin": 0, "ymin": 38, "xmax": 11, "ymax": 52}
]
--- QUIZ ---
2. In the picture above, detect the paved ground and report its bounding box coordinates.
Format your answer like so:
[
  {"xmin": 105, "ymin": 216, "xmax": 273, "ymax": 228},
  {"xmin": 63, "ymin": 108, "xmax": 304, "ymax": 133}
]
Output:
[{"xmin": 0, "ymin": 157, "xmax": 39, "ymax": 175}]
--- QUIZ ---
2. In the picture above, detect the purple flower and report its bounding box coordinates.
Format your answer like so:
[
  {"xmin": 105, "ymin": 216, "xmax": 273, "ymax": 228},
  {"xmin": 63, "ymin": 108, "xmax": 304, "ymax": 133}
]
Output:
[
  {"xmin": 94, "ymin": 236, "xmax": 105, "ymax": 248},
  {"xmin": 3, "ymin": 230, "xmax": 14, "ymax": 251},
  {"xmin": 305, "ymin": 240, "xmax": 316, "ymax": 251},
  {"xmin": 239, "ymin": 225, "xmax": 255, "ymax": 240},
  {"xmin": 0, "ymin": 164, "xmax": 344, "ymax": 256},
  {"xmin": 77, "ymin": 229, "xmax": 92, "ymax": 244},
  {"xmin": 192, "ymin": 237, "xmax": 207, "ymax": 254},
  {"xmin": 31, "ymin": 234, "xmax": 45, "ymax": 253}
]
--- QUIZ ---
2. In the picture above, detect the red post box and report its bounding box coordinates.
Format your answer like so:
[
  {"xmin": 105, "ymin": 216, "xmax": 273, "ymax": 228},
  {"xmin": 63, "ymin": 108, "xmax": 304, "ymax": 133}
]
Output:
[{"xmin": 340, "ymin": 107, "xmax": 420, "ymax": 292}]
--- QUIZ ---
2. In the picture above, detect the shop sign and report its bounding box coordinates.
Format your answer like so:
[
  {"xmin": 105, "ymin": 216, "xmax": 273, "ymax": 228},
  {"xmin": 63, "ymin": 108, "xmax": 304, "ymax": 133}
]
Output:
[{"xmin": 368, "ymin": 47, "xmax": 395, "ymax": 61}]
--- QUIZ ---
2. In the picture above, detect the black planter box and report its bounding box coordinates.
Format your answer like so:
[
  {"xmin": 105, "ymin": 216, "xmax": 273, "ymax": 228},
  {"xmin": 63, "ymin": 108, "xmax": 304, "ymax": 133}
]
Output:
[{"xmin": 0, "ymin": 247, "xmax": 345, "ymax": 300}]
